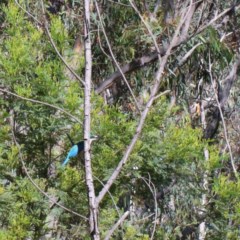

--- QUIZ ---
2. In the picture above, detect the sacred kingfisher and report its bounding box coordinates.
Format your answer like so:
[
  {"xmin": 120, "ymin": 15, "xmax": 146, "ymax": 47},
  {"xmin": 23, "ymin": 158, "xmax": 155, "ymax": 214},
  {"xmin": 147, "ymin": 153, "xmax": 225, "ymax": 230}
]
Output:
[{"xmin": 62, "ymin": 134, "xmax": 98, "ymax": 166}]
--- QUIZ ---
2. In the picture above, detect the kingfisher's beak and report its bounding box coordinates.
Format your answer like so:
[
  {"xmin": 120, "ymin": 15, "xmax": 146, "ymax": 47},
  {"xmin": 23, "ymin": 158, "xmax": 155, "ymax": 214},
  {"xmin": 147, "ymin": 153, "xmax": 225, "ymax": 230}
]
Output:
[{"xmin": 91, "ymin": 135, "xmax": 99, "ymax": 141}]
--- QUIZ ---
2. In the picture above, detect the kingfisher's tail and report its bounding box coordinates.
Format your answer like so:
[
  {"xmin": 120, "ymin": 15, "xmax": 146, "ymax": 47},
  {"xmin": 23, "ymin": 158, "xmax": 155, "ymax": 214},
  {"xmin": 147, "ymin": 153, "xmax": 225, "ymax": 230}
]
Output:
[{"xmin": 62, "ymin": 156, "xmax": 70, "ymax": 166}]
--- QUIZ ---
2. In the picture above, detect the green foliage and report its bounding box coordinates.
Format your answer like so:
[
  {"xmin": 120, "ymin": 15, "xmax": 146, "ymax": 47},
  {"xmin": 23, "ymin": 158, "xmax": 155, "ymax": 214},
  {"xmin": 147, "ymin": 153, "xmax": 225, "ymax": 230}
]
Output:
[
  {"xmin": 0, "ymin": 1, "xmax": 75, "ymax": 238},
  {"xmin": 64, "ymin": 81, "xmax": 84, "ymax": 112},
  {"xmin": 50, "ymin": 16, "xmax": 68, "ymax": 51},
  {"xmin": 91, "ymin": 96, "xmax": 136, "ymax": 180},
  {"xmin": 0, "ymin": 0, "xmax": 239, "ymax": 239},
  {"xmin": 205, "ymin": 175, "xmax": 240, "ymax": 238},
  {"xmin": 59, "ymin": 167, "xmax": 84, "ymax": 192},
  {"xmin": 100, "ymin": 208, "xmax": 119, "ymax": 238},
  {"xmin": 123, "ymin": 224, "xmax": 149, "ymax": 240},
  {"xmin": 197, "ymin": 27, "xmax": 233, "ymax": 69}
]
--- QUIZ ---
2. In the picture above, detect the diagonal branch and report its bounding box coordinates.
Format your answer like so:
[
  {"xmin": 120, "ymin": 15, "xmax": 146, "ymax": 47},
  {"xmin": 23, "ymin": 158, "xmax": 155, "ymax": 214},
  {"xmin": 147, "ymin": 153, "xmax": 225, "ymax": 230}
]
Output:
[
  {"xmin": 94, "ymin": 0, "xmax": 141, "ymax": 112},
  {"xmin": 11, "ymin": 126, "xmax": 88, "ymax": 220},
  {"xmin": 40, "ymin": 1, "xmax": 85, "ymax": 86},
  {"xmin": 208, "ymin": 53, "xmax": 239, "ymax": 179},
  {"xmin": 15, "ymin": 0, "xmax": 42, "ymax": 25},
  {"xmin": 95, "ymin": 51, "xmax": 159, "ymax": 94},
  {"xmin": 0, "ymin": 88, "xmax": 82, "ymax": 124},
  {"xmin": 95, "ymin": 2, "xmax": 195, "ymax": 206},
  {"xmin": 95, "ymin": 2, "xmax": 240, "ymax": 94},
  {"xmin": 104, "ymin": 211, "xmax": 130, "ymax": 240},
  {"xmin": 15, "ymin": 0, "xmax": 85, "ymax": 86}
]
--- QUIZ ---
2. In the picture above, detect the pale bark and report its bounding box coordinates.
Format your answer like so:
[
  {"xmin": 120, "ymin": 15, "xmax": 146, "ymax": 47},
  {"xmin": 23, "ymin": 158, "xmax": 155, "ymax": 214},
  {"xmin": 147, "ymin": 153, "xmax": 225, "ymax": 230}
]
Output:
[
  {"xmin": 199, "ymin": 103, "xmax": 209, "ymax": 240},
  {"xmin": 83, "ymin": 0, "xmax": 100, "ymax": 239}
]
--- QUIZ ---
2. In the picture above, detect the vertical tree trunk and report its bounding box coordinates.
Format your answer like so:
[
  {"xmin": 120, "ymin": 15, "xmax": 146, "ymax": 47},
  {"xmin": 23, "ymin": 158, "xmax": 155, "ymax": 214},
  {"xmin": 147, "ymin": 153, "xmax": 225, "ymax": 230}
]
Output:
[
  {"xmin": 199, "ymin": 103, "xmax": 209, "ymax": 240},
  {"xmin": 83, "ymin": 0, "xmax": 100, "ymax": 239}
]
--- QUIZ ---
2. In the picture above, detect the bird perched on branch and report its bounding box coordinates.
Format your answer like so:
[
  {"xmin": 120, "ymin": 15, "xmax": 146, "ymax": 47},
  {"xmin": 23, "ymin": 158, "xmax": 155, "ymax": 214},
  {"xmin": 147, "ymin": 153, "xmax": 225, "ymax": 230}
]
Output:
[{"xmin": 62, "ymin": 134, "xmax": 98, "ymax": 166}]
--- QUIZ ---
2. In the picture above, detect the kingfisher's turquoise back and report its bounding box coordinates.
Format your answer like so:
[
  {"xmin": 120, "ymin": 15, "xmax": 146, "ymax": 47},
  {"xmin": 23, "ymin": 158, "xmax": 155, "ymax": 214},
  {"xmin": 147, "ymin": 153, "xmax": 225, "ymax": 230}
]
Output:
[{"xmin": 62, "ymin": 145, "xmax": 78, "ymax": 166}]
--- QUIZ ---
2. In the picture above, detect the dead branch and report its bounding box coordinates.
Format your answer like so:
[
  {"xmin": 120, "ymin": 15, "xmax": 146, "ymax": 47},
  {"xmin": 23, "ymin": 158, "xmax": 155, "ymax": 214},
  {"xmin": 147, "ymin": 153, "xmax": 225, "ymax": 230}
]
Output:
[
  {"xmin": 95, "ymin": 0, "xmax": 141, "ymax": 112},
  {"xmin": 0, "ymin": 88, "xmax": 82, "ymax": 124},
  {"xmin": 95, "ymin": 3, "xmax": 240, "ymax": 94},
  {"xmin": 208, "ymin": 53, "xmax": 238, "ymax": 179},
  {"xmin": 95, "ymin": 2, "xmax": 196, "ymax": 206},
  {"xmin": 219, "ymin": 55, "xmax": 240, "ymax": 107},
  {"xmin": 104, "ymin": 211, "xmax": 130, "ymax": 240},
  {"xmin": 95, "ymin": 51, "xmax": 159, "ymax": 94},
  {"xmin": 11, "ymin": 126, "xmax": 88, "ymax": 220}
]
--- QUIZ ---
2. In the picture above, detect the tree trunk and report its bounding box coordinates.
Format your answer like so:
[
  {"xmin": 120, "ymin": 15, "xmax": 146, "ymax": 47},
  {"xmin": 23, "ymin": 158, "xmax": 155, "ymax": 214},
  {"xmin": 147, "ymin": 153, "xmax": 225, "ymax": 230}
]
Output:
[{"xmin": 84, "ymin": 0, "xmax": 100, "ymax": 239}]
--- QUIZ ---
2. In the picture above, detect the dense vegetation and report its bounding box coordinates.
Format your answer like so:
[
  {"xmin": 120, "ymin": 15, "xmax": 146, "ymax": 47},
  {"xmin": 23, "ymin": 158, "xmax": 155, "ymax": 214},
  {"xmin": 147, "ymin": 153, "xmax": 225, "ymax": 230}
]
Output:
[{"xmin": 0, "ymin": 0, "xmax": 240, "ymax": 239}]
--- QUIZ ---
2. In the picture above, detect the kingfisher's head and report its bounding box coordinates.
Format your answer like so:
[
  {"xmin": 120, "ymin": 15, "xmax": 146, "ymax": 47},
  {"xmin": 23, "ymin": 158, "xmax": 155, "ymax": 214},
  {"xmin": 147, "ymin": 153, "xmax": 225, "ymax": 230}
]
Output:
[{"xmin": 90, "ymin": 134, "xmax": 99, "ymax": 143}]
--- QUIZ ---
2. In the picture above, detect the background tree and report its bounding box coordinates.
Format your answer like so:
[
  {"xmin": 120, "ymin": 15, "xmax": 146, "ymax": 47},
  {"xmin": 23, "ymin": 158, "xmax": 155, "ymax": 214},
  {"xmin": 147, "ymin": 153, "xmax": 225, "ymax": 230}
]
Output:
[{"xmin": 0, "ymin": 0, "xmax": 240, "ymax": 239}]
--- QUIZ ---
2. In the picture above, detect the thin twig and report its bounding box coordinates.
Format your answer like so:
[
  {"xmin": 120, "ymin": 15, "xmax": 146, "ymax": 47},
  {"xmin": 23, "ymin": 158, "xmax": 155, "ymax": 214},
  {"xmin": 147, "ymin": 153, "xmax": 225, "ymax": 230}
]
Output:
[
  {"xmin": 141, "ymin": 175, "xmax": 158, "ymax": 240},
  {"xmin": 15, "ymin": 0, "xmax": 85, "ymax": 86},
  {"xmin": 39, "ymin": 0, "xmax": 85, "ymax": 86},
  {"xmin": 94, "ymin": 0, "xmax": 141, "ymax": 113},
  {"xmin": 153, "ymin": 90, "xmax": 171, "ymax": 101},
  {"xmin": 15, "ymin": 0, "xmax": 42, "ymax": 25},
  {"xmin": 11, "ymin": 127, "xmax": 88, "ymax": 220},
  {"xmin": 129, "ymin": 0, "xmax": 161, "ymax": 62},
  {"xmin": 96, "ymin": 1, "xmax": 193, "ymax": 206},
  {"xmin": 133, "ymin": 213, "xmax": 155, "ymax": 223},
  {"xmin": 97, "ymin": 25, "xmax": 112, "ymax": 60},
  {"xmin": 0, "ymin": 88, "xmax": 82, "ymax": 124},
  {"xmin": 208, "ymin": 53, "xmax": 238, "ymax": 179}
]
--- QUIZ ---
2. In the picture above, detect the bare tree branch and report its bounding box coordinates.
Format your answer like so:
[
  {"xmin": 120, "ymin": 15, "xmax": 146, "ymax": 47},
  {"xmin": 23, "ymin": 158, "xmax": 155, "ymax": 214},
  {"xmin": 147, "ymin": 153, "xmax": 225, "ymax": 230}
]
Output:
[
  {"xmin": 178, "ymin": 42, "xmax": 202, "ymax": 67},
  {"xmin": 95, "ymin": 52, "xmax": 159, "ymax": 94},
  {"xmin": 208, "ymin": 53, "xmax": 238, "ymax": 179},
  {"xmin": 94, "ymin": 0, "xmax": 141, "ymax": 112},
  {"xmin": 95, "ymin": 2, "xmax": 240, "ymax": 94},
  {"xmin": 180, "ymin": 0, "xmax": 197, "ymax": 41},
  {"xmin": 199, "ymin": 103, "xmax": 209, "ymax": 240},
  {"xmin": 0, "ymin": 88, "xmax": 82, "ymax": 124},
  {"xmin": 40, "ymin": 1, "xmax": 85, "ymax": 86},
  {"xmin": 153, "ymin": 0, "xmax": 161, "ymax": 15},
  {"xmin": 96, "ymin": 2, "xmax": 195, "ymax": 206},
  {"xmin": 153, "ymin": 89, "xmax": 171, "ymax": 101},
  {"xmin": 11, "ymin": 126, "xmax": 88, "ymax": 220},
  {"xmin": 196, "ymin": 3, "xmax": 240, "ymax": 36},
  {"xmin": 104, "ymin": 211, "xmax": 130, "ymax": 240},
  {"xmin": 16, "ymin": 0, "xmax": 85, "ymax": 86},
  {"xmin": 83, "ymin": 0, "xmax": 100, "ymax": 239},
  {"xmin": 219, "ymin": 56, "xmax": 240, "ymax": 107}
]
